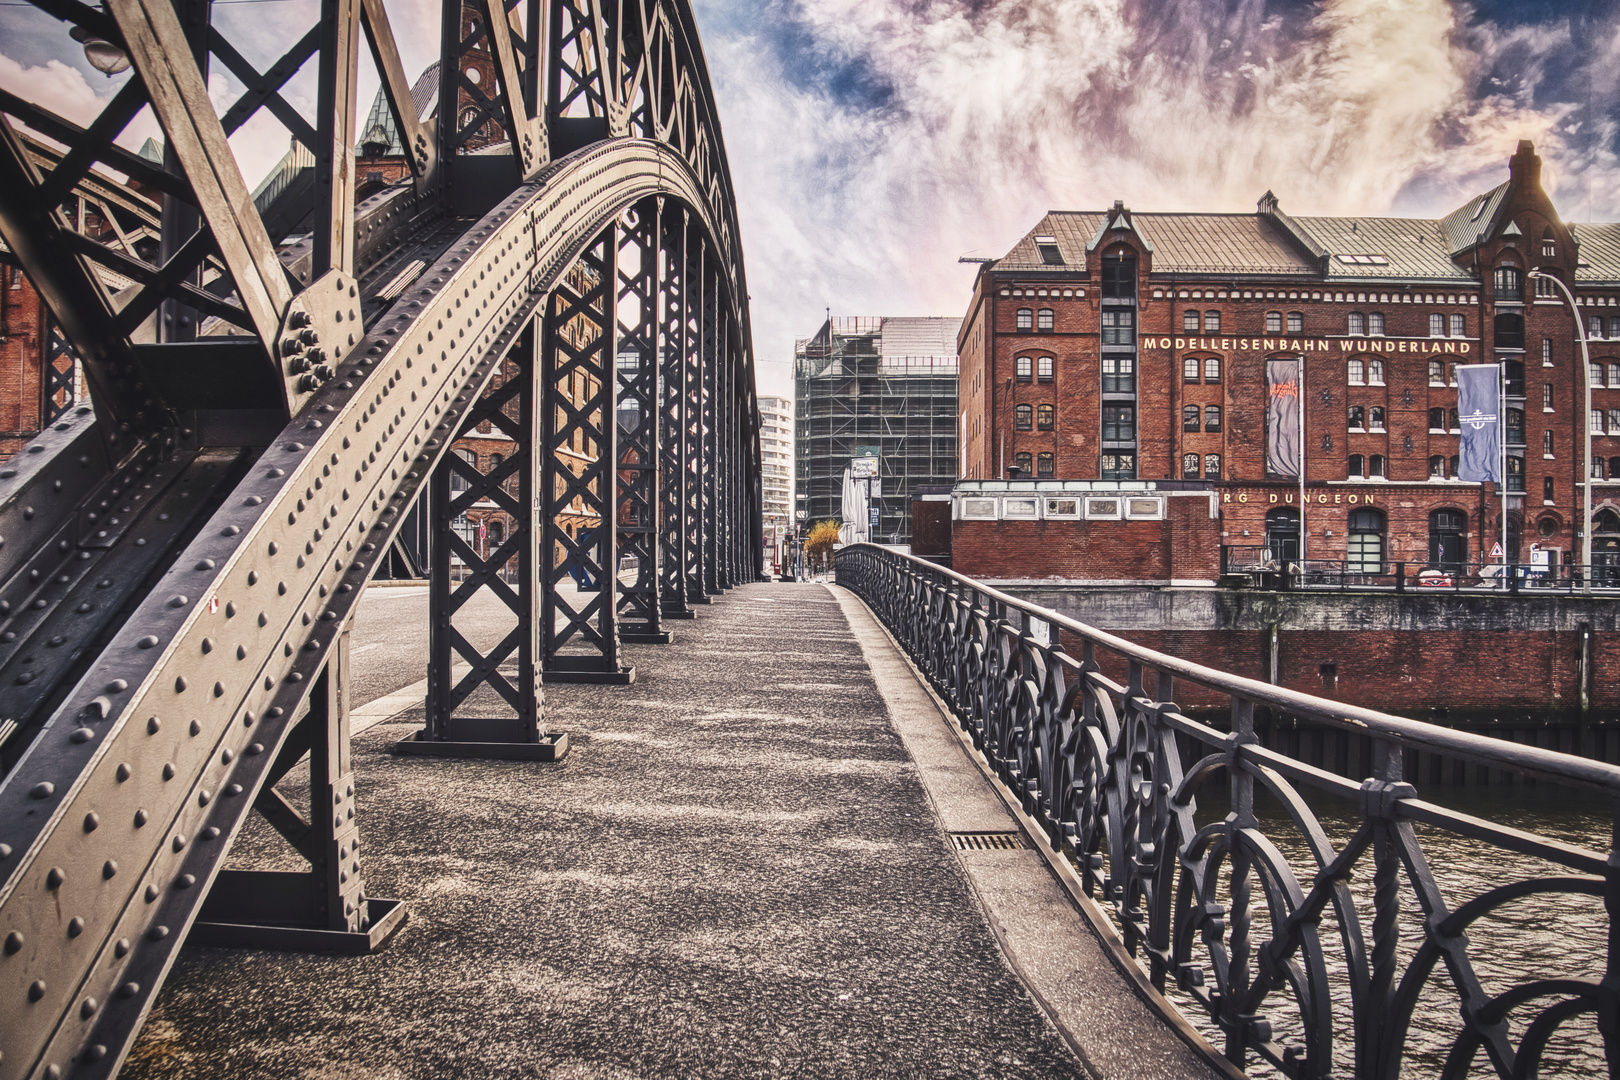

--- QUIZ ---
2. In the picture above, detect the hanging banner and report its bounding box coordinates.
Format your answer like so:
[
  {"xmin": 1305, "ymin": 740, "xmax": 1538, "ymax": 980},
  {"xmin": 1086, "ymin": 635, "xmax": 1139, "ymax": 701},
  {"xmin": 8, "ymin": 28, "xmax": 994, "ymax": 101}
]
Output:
[
  {"xmin": 1265, "ymin": 359, "xmax": 1301, "ymax": 478},
  {"xmin": 1457, "ymin": 364, "xmax": 1500, "ymax": 483}
]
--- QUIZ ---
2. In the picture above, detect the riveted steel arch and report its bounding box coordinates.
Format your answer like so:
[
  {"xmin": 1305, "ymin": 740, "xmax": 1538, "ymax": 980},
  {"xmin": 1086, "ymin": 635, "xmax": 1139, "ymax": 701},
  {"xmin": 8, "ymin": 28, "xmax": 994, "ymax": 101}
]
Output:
[{"xmin": 0, "ymin": 0, "xmax": 760, "ymax": 1075}]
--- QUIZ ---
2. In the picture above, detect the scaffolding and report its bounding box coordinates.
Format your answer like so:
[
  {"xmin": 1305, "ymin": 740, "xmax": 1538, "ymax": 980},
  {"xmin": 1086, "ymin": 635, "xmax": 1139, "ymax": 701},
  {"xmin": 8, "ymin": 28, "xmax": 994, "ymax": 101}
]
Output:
[{"xmin": 794, "ymin": 316, "xmax": 960, "ymax": 546}]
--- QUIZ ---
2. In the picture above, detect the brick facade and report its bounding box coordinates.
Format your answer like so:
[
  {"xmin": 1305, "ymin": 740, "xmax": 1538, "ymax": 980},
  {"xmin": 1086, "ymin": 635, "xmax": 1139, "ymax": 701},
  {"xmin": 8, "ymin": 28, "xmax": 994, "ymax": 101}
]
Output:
[{"xmin": 956, "ymin": 141, "xmax": 1620, "ymax": 576}]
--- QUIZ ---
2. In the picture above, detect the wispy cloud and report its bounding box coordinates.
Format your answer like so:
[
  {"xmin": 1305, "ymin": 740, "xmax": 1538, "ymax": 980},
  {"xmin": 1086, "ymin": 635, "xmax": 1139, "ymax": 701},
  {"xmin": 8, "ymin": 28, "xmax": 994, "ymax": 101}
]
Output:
[{"xmin": 700, "ymin": 0, "xmax": 1620, "ymax": 395}]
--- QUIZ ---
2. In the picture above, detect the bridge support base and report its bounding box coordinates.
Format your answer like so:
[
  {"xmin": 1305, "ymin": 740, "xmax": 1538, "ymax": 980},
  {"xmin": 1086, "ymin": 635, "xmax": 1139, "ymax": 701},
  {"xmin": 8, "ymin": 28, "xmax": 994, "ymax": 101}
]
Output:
[
  {"xmin": 393, "ymin": 731, "xmax": 569, "ymax": 761},
  {"xmin": 191, "ymin": 892, "xmax": 407, "ymax": 955},
  {"xmin": 620, "ymin": 630, "xmax": 672, "ymax": 645}
]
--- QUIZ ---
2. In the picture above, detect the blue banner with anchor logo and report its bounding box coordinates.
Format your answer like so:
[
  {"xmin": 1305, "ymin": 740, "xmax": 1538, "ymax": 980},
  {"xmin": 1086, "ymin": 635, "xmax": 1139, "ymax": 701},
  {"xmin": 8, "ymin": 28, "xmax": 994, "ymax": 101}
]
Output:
[{"xmin": 1457, "ymin": 363, "xmax": 1500, "ymax": 483}]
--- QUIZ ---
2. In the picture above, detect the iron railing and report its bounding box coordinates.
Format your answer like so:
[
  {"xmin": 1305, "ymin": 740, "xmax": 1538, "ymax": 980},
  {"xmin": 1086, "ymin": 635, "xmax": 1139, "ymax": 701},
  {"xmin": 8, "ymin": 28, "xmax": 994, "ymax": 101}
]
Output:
[
  {"xmin": 836, "ymin": 542, "xmax": 1619, "ymax": 1079},
  {"xmin": 1221, "ymin": 544, "xmax": 1620, "ymax": 594}
]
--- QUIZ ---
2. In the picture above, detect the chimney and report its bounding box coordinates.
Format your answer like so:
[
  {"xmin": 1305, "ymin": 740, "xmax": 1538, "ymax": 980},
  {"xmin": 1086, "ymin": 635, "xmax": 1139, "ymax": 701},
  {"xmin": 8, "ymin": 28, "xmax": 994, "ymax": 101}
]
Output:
[{"xmin": 1509, "ymin": 140, "xmax": 1541, "ymax": 188}]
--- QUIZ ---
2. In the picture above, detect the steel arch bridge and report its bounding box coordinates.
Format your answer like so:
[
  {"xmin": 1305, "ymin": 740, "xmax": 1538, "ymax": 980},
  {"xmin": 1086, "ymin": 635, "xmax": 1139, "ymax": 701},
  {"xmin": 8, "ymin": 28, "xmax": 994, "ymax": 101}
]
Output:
[{"xmin": 0, "ymin": 1, "xmax": 761, "ymax": 1076}]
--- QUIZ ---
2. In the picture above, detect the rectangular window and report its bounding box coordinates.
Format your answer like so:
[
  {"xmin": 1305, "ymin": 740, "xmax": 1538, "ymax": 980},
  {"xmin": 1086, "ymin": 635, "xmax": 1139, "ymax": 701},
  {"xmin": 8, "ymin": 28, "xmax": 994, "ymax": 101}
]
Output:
[
  {"xmin": 1368, "ymin": 359, "xmax": 1385, "ymax": 385},
  {"xmin": 1592, "ymin": 409, "xmax": 1605, "ymax": 435},
  {"xmin": 1183, "ymin": 310, "xmax": 1200, "ymax": 332},
  {"xmin": 1450, "ymin": 313, "xmax": 1466, "ymax": 337},
  {"xmin": 1183, "ymin": 405, "xmax": 1200, "ymax": 432},
  {"xmin": 1429, "ymin": 455, "xmax": 1446, "ymax": 478},
  {"xmin": 1204, "ymin": 405, "xmax": 1222, "ymax": 432},
  {"xmin": 1265, "ymin": 312, "xmax": 1282, "ymax": 333},
  {"xmin": 1535, "ymin": 275, "xmax": 1557, "ymax": 298},
  {"xmin": 1038, "ymin": 355, "xmax": 1054, "ymax": 381},
  {"xmin": 1016, "ymin": 355, "xmax": 1032, "ymax": 381},
  {"xmin": 1544, "ymin": 476, "xmax": 1555, "ymax": 502},
  {"xmin": 1348, "ymin": 312, "xmax": 1366, "ymax": 335},
  {"xmin": 1204, "ymin": 357, "xmax": 1221, "ymax": 382},
  {"xmin": 1101, "ymin": 309, "xmax": 1135, "ymax": 345},
  {"xmin": 1036, "ymin": 452, "xmax": 1055, "ymax": 477},
  {"xmin": 1610, "ymin": 409, "xmax": 1620, "ymax": 432},
  {"xmin": 1037, "ymin": 404, "xmax": 1055, "ymax": 430},
  {"xmin": 1544, "ymin": 429, "xmax": 1555, "ymax": 456},
  {"xmin": 1544, "ymin": 384, "xmax": 1554, "ymax": 410},
  {"xmin": 1429, "ymin": 314, "xmax": 1445, "ymax": 337},
  {"xmin": 1429, "ymin": 360, "xmax": 1445, "ymax": 386},
  {"xmin": 1203, "ymin": 310, "xmax": 1221, "ymax": 333},
  {"xmin": 1100, "ymin": 452, "xmax": 1136, "ymax": 480},
  {"xmin": 1182, "ymin": 357, "xmax": 1199, "ymax": 382},
  {"xmin": 1037, "ymin": 308, "xmax": 1054, "ymax": 332},
  {"xmin": 1204, "ymin": 453, "xmax": 1221, "ymax": 479},
  {"xmin": 1543, "ymin": 338, "xmax": 1554, "ymax": 365},
  {"xmin": 1348, "ymin": 405, "xmax": 1365, "ymax": 431},
  {"xmin": 1183, "ymin": 453, "xmax": 1200, "ymax": 478},
  {"xmin": 1347, "ymin": 358, "xmax": 1366, "ymax": 385},
  {"xmin": 1016, "ymin": 308, "xmax": 1033, "ymax": 331},
  {"xmin": 1287, "ymin": 312, "xmax": 1304, "ymax": 333},
  {"xmin": 1611, "ymin": 317, "xmax": 1620, "ymax": 339},
  {"xmin": 1592, "ymin": 363, "xmax": 1605, "ymax": 388},
  {"xmin": 1101, "ymin": 255, "xmax": 1136, "ymax": 299},
  {"xmin": 1102, "ymin": 355, "xmax": 1133, "ymax": 392},
  {"xmin": 1370, "ymin": 405, "xmax": 1385, "ymax": 431},
  {"xmin": 1609, "ymin": 364, "xmax": 1620, "ymax": 388},
  {"xmin": 1102, "ymin": 404, "xmax": 1135, "ymax": 443},
  {"xmin": 1591, "ymin": 316, "xmax": 1604, "ymax": 339},
  {"xmin": 1368, "ymin": 312, "xmax": 1386, "ymax": 336},
  {"xmin": 1370, "ymin": 454, "xmax": 1386, "ymax": 478}
]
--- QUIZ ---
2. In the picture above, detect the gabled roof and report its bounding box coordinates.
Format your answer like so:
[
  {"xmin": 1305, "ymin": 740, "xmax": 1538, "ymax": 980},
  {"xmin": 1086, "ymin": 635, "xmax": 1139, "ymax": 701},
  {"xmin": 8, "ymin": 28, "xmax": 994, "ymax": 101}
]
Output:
[
  {"xmin": 1292, "ymin": 216, "xmax": 1471, "ymax": 281},
  {"xmin": 357, "ymin": 62, "xmax": 441, "ymax": 157},
  {"xmin": 1575, "ymin": 223, "xmax": 1620, "ymax": 284},
  {"xmin": 996, "ymin": 211, "xmax": 1319, "ymax": 276},
  {"xmin": 1438, "ymin": 183, "xmax": 1506, "ymax": 255}
]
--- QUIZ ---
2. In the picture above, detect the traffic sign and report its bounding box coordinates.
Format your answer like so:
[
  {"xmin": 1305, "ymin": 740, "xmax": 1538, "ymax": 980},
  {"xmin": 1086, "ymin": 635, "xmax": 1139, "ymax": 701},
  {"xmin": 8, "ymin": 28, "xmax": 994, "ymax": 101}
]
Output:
[{"xmin": 1490, "ymin": 542, "xmax": 1504, "ymax": 558}]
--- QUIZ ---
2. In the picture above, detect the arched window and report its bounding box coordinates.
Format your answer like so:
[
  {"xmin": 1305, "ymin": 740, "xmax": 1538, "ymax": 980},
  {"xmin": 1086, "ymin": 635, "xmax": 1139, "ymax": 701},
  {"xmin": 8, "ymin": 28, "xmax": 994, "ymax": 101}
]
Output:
[
  {"xmin": 1347, "ymin": 358, "xmax": 1366, "ymax": 385},
  {"xmin": 1184, "ymin": 310, "xmax": 1200, "ymax": 332},
  {"xmin": 1348, "ymin": 312, "xmax": 1367, "ymax": 336},
  {"xmin": 1037, "ymin": 308, "xmax": 1054, "ymax": 332},
  {"xmin": 1429, "ymin": 407, "xmax": 1445, "ymax": 431},
  {"xmin": 1016, "ymin": 355, "xmax": 1032, "ymax": 381},
  {"xmin": 1369, "ymin": 406, "xmax": 1385, "ymax": 430},
  {"xmin": 1449, "ymin": 407, "xmax": 1460, "ymax": 431},
  {"xmin": 1542, "ymin": 226, "xmax": 1557, "ymax": 258},
  {"xmin": 1016, "ymin": 308, "xmax": 1033, "ymax": 331},
  {"xmin": 1596, "ymin": 509, "xmax": 1620, "ymax": 534},
  {"xmin": 1368, "ymin": 359, "xmax": 1385, "ymax": 385},
  {"xmin": 1429, "ymin": 360, "xmax": 1445, "ymax": 385},
  {"xmin": 1183, "ymin": 405, "xmax": 1200, "ymax": 432},
  {"xmin": 1611, "ymin": 456, "xmax": 1620, "ymax": 478},
  {"xmin": 1450, "ymin": 314, "xmax": 1465, "ymax": 337},
  {"xmin": 1429, "ymin": 455, "xmax": 1446, "ymax": 478},
  {"xmin": 1430, "ymin": 508, "xmax": 1467, "ymax": 568},
  {"xmin": 1037, "ymin": 356, "xmax": 1054, "ymax": 381},
  {"xmin": 1183, "ymin": 357, "xmax": 1200, "ymax": 382},
  {"xmin": 1265, "ymin": 312, "xmax": 1282, "ymax": 333},
  {"xmin": 1494, "ymin": 266, "xmax": 1523, "ymax": 301},
  {"xmin": 1368, "ymin": 313, "xmax": 1386, "ymax": 336},
  {"xmin": 1204, "ymin": 453, "xmax": 1221, "ymax": 478},
  {"xmin": 1266, "ymin": 508, "xmax": 1300, "ymax": 563},
  {"xmin": 1429, "ymin": 314, "xmax": 1445, "ymax": 337},
  {"xmin": 1203, "ymin": 310, "xmax": 1221, "ymax": 333},
  {"xmin": 1012, "ymin": 451, "xmax": 1032, "ymax": 476},
  {"xmin": 1204, "ymin": 357, "xmax": 1221, "ymax": 382},
  {"xmin": 1369, "ymin": 454, "xmax": 1387, "ymax": 478},
  {"xmin": 1183, "ymin": 453, "xmax": 1200, "ymax": 478},
  {"xmin": 449, "ymin": 447, "xmax": 477, "ymax": 492},
  {"xmin": 1036, "ymin": 452, "xmax": 1055, "ymax": 477},
  {"xmin": 1204, "ymin": 405, "xmax": 1222, "ymax": 432},
  {"xmin": 1036, "ymin": 404, "xmax": 1055, "ymax": 430},
  {"xmin": 1347, "ymin": 405, "xmax": 1365, "ymax": 430},
  {"xmin": 1348, "ymin": 454, "xmax": 1365, "ymax": 477},
  {"xmin": 1015, "ymin": 404, "xmax": 1032, "ymax": 430},
  {"xmin": 1348, "ymin": 508, "xmax": 1385, "ymax": 573},
  {"xmin": 1287, "ymin": 312, "xmax": 1304, "ymax": 334}
]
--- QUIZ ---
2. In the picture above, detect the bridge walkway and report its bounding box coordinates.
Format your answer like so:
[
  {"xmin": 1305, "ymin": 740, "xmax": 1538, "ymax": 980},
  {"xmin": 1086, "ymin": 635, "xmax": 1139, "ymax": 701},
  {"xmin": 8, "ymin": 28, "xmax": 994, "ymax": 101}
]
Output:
[{"xmin": 121, "ymin": 583, "xmax": 1226, "ymax": 1080}]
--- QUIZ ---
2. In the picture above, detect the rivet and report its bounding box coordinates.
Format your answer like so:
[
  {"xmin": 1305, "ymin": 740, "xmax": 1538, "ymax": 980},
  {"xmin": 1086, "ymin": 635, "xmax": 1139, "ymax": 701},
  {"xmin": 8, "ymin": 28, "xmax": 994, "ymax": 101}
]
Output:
[
  {"xmin": 118, "ymin": 982, "xmax": 139, "ymax": 999},
  {"xmin": 4, "ymin": 931, "xmax": 22, "ymax": 953},
  {"xmin": 172, "ymin": 835, "xmax": 186, "ymax": 852},
  {"xmin": 29, "ymin": 781, "xmax": 54, "ymax": 800},
  {"xmin": 226, "ymin": 783, "xmax": 244, "ymax": 796},
  {"xmin": 213, "ymin": 681, "xmax": 224, "ymax": 697},
  {"xmin": 198, "ymin": 790, "xmax": 210, "ymax": 806},
  {"xmin": 70, "ymin": 727, "xmax": 94, "ymax": 744},
  {"xmin": 176, "ymin": 874, "xmax": 195, "ymax": 889},
  {"xmin": 106, "ymin": 679, "xmax": 128, "ymax": 693},
  {"xmin": 67, "ymin": 917, "xmax": 85, "ymax": 938},
  {"xmin": 174, "ymin": 676, "xmax": 187, "ymax": 693},
  {"xmin": 168, "ymin": 595, "xmax": 188, "ymax": 608},
  {"xmin": 117, "ymin": 763, "xmax": 132, "ymax": 782},
  {"xmin": 147, "ymin": 925, "xmax": 168, "ymax": 941},
  {"xmin": 137, "ymin": 636, "xmax": 159, "ymax": 649},
  {"xmin": 247, "ymin": 742, "xmax": 264, "ymax": 755},
  {"xmin": 82, "ymin": 812, "xmax": 98, "ymax": 833},
  {"xmin": 28, "ymin": 980, "xmax": 45, "ymax": 1002},
  {"xmin": 103, "ymin": 860, "xmax": 117, "ymax": 879},
  {"xmin": 146, "ymin": 717, "xmax": 160, "ymax": 734},
  {"xmin": 134, "ymin": 809, "xmax": 148, "ymax": 827},
  {"xmin": 195, "ymin": 560, "xmax": 214, "ymax": 571},
  {"xmin": 79, "ymin": 997, "xmax": 97, "ymax": 1019},
  {"xmin": 46, "ymin": 867, "xmax": 65, "ymax": 889},
  {"xmin": 201, "ymin": 638, "xmax": 213, "ymax": 653},
  {"xmin": 203, "ymin": 826, "xmax": 220, "ymax": 840}
]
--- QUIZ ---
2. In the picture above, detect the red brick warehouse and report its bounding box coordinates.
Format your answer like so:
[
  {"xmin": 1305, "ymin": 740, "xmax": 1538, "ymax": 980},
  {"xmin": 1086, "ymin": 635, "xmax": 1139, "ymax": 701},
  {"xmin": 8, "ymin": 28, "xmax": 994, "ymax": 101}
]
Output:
[{"xmin": 955, "ymin": 141, "xmax": 1620, "ymax": 577}]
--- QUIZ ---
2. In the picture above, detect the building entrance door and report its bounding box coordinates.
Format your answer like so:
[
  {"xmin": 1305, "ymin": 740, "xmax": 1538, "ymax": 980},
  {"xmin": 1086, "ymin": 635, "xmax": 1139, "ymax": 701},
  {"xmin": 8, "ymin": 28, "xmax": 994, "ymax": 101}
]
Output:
[
  {"xmin": 1429, "ymin": 508, "xmax": 1467, "ymax": 570},
  {"xmin": 1266, "ymin": 508, "xmax": 1300, "ymax": 564}
]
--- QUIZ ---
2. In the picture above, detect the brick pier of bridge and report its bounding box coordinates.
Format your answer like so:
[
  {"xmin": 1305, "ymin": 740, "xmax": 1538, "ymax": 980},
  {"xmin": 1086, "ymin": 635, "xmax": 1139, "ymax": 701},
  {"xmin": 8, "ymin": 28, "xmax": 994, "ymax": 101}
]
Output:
[{"xmin": 121, "ymin": 583, "xmax": 1231, "ymax": 1080}]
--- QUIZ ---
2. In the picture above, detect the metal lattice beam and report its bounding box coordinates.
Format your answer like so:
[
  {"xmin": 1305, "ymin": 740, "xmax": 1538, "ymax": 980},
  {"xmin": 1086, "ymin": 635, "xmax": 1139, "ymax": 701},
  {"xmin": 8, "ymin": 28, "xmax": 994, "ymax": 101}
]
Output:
[{"xmin": 614, "ymin": 198, "xmax": 666, "ymax": 644}]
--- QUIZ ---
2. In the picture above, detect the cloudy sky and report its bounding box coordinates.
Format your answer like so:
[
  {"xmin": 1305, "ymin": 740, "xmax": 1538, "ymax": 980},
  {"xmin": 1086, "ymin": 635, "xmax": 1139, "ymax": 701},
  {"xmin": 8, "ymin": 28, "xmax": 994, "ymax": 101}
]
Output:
[{"xmin": 2, "ymin": 0, "xmax": 1616, "ymax": 399}]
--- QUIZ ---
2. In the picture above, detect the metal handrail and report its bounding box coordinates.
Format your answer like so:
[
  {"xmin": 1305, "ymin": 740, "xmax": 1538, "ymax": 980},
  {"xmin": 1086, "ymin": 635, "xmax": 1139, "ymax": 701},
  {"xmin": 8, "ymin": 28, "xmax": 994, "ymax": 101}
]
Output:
[{"xmin": 836, "ymin": 542, "xmax": 1619, "ymax": 1077}]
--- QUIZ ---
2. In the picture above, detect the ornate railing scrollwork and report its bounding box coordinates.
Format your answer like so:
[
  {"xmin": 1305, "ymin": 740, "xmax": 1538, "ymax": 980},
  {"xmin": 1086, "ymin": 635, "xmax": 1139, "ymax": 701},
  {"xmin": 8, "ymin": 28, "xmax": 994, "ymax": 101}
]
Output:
[{"xmin": 837, "ymin": 543, "xmax": 1620, "ymax": 1079}]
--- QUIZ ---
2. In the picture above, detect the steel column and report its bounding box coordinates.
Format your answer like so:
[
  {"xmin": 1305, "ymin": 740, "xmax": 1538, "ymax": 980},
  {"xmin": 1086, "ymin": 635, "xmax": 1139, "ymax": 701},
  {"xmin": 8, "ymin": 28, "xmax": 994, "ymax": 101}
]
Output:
[
  {"xmin": 701, "ymin": 261, "xmax": 719, "ymax": 595},
  {"xmin": 682, "ymin": 234, "xmax": 708, "ymax": 605},
  {"xmin": 614, "ymin": 198, "xmax": 667, "ymax": 644},
  {"xmin": 541, "ymin": 226, "xmax": 632, "ymax": 684},
  {"xmin": 658, "ymin": 207, "xmax": 693, "ymax": 619}
]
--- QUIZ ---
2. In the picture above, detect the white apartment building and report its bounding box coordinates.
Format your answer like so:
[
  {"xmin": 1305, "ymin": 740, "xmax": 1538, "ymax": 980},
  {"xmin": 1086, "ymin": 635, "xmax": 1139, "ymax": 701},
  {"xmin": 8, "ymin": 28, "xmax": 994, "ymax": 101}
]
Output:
[{"xmin": 758, "ymin": 395, "xmax": 794, "ymax": 545}]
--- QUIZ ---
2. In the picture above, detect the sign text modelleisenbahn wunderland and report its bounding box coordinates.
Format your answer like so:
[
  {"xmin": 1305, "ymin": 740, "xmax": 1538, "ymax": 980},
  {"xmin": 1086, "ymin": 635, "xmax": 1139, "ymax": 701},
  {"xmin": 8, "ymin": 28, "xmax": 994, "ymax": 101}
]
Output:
[{"xmin": 1144, "ymin": 336, "xmax": 1474, "ymax": 354}]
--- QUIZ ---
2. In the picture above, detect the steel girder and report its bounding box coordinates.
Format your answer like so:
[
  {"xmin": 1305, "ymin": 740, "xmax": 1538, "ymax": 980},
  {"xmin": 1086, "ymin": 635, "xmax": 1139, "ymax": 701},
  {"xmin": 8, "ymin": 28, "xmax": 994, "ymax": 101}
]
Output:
[
  {"xmin": 614, "ymin": 198, "xmax": 666, "ymax": 645},
  {"xmin": 0, "ymin": 0, "xmax": 760, "ymax": 1074}
]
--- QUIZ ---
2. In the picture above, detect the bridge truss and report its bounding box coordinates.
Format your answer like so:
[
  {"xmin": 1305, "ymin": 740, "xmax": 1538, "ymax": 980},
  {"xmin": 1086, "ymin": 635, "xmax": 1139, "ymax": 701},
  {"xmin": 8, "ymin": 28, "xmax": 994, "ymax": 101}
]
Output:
[{"xmin": 0, "ymin": 0, "xmax": 761, "ymax": 1075}]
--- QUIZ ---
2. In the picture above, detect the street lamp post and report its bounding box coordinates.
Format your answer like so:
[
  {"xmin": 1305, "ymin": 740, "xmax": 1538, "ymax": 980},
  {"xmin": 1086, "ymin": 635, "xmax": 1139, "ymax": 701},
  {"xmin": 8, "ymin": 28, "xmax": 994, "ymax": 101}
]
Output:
[{"xmin": 1527, "ymin": 270, "xmax": 1593, "ymax": 591}]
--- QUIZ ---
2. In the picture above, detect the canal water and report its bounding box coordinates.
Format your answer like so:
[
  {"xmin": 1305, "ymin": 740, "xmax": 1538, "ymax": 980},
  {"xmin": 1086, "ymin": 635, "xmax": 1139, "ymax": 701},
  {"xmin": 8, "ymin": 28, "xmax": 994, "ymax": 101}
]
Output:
[{"xmin": 1145, "ymin": 779, "xmax": 1611, "ymax": 1079}]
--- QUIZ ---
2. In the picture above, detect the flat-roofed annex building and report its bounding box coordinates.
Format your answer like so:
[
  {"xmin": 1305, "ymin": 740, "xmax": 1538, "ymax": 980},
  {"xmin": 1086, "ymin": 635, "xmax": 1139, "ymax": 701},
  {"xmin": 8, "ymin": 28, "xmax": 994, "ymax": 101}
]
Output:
[{"xmin": 956, "ymin": 140, "xmax": 1620, "ymax": 573}]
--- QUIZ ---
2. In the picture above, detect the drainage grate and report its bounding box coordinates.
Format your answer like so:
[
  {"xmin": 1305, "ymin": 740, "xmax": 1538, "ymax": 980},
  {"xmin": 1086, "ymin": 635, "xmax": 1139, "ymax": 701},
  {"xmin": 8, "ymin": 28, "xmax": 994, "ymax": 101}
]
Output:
[{"xmin": 950, "ymin": 831, "xmax": 1024, "ymax": 851}]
